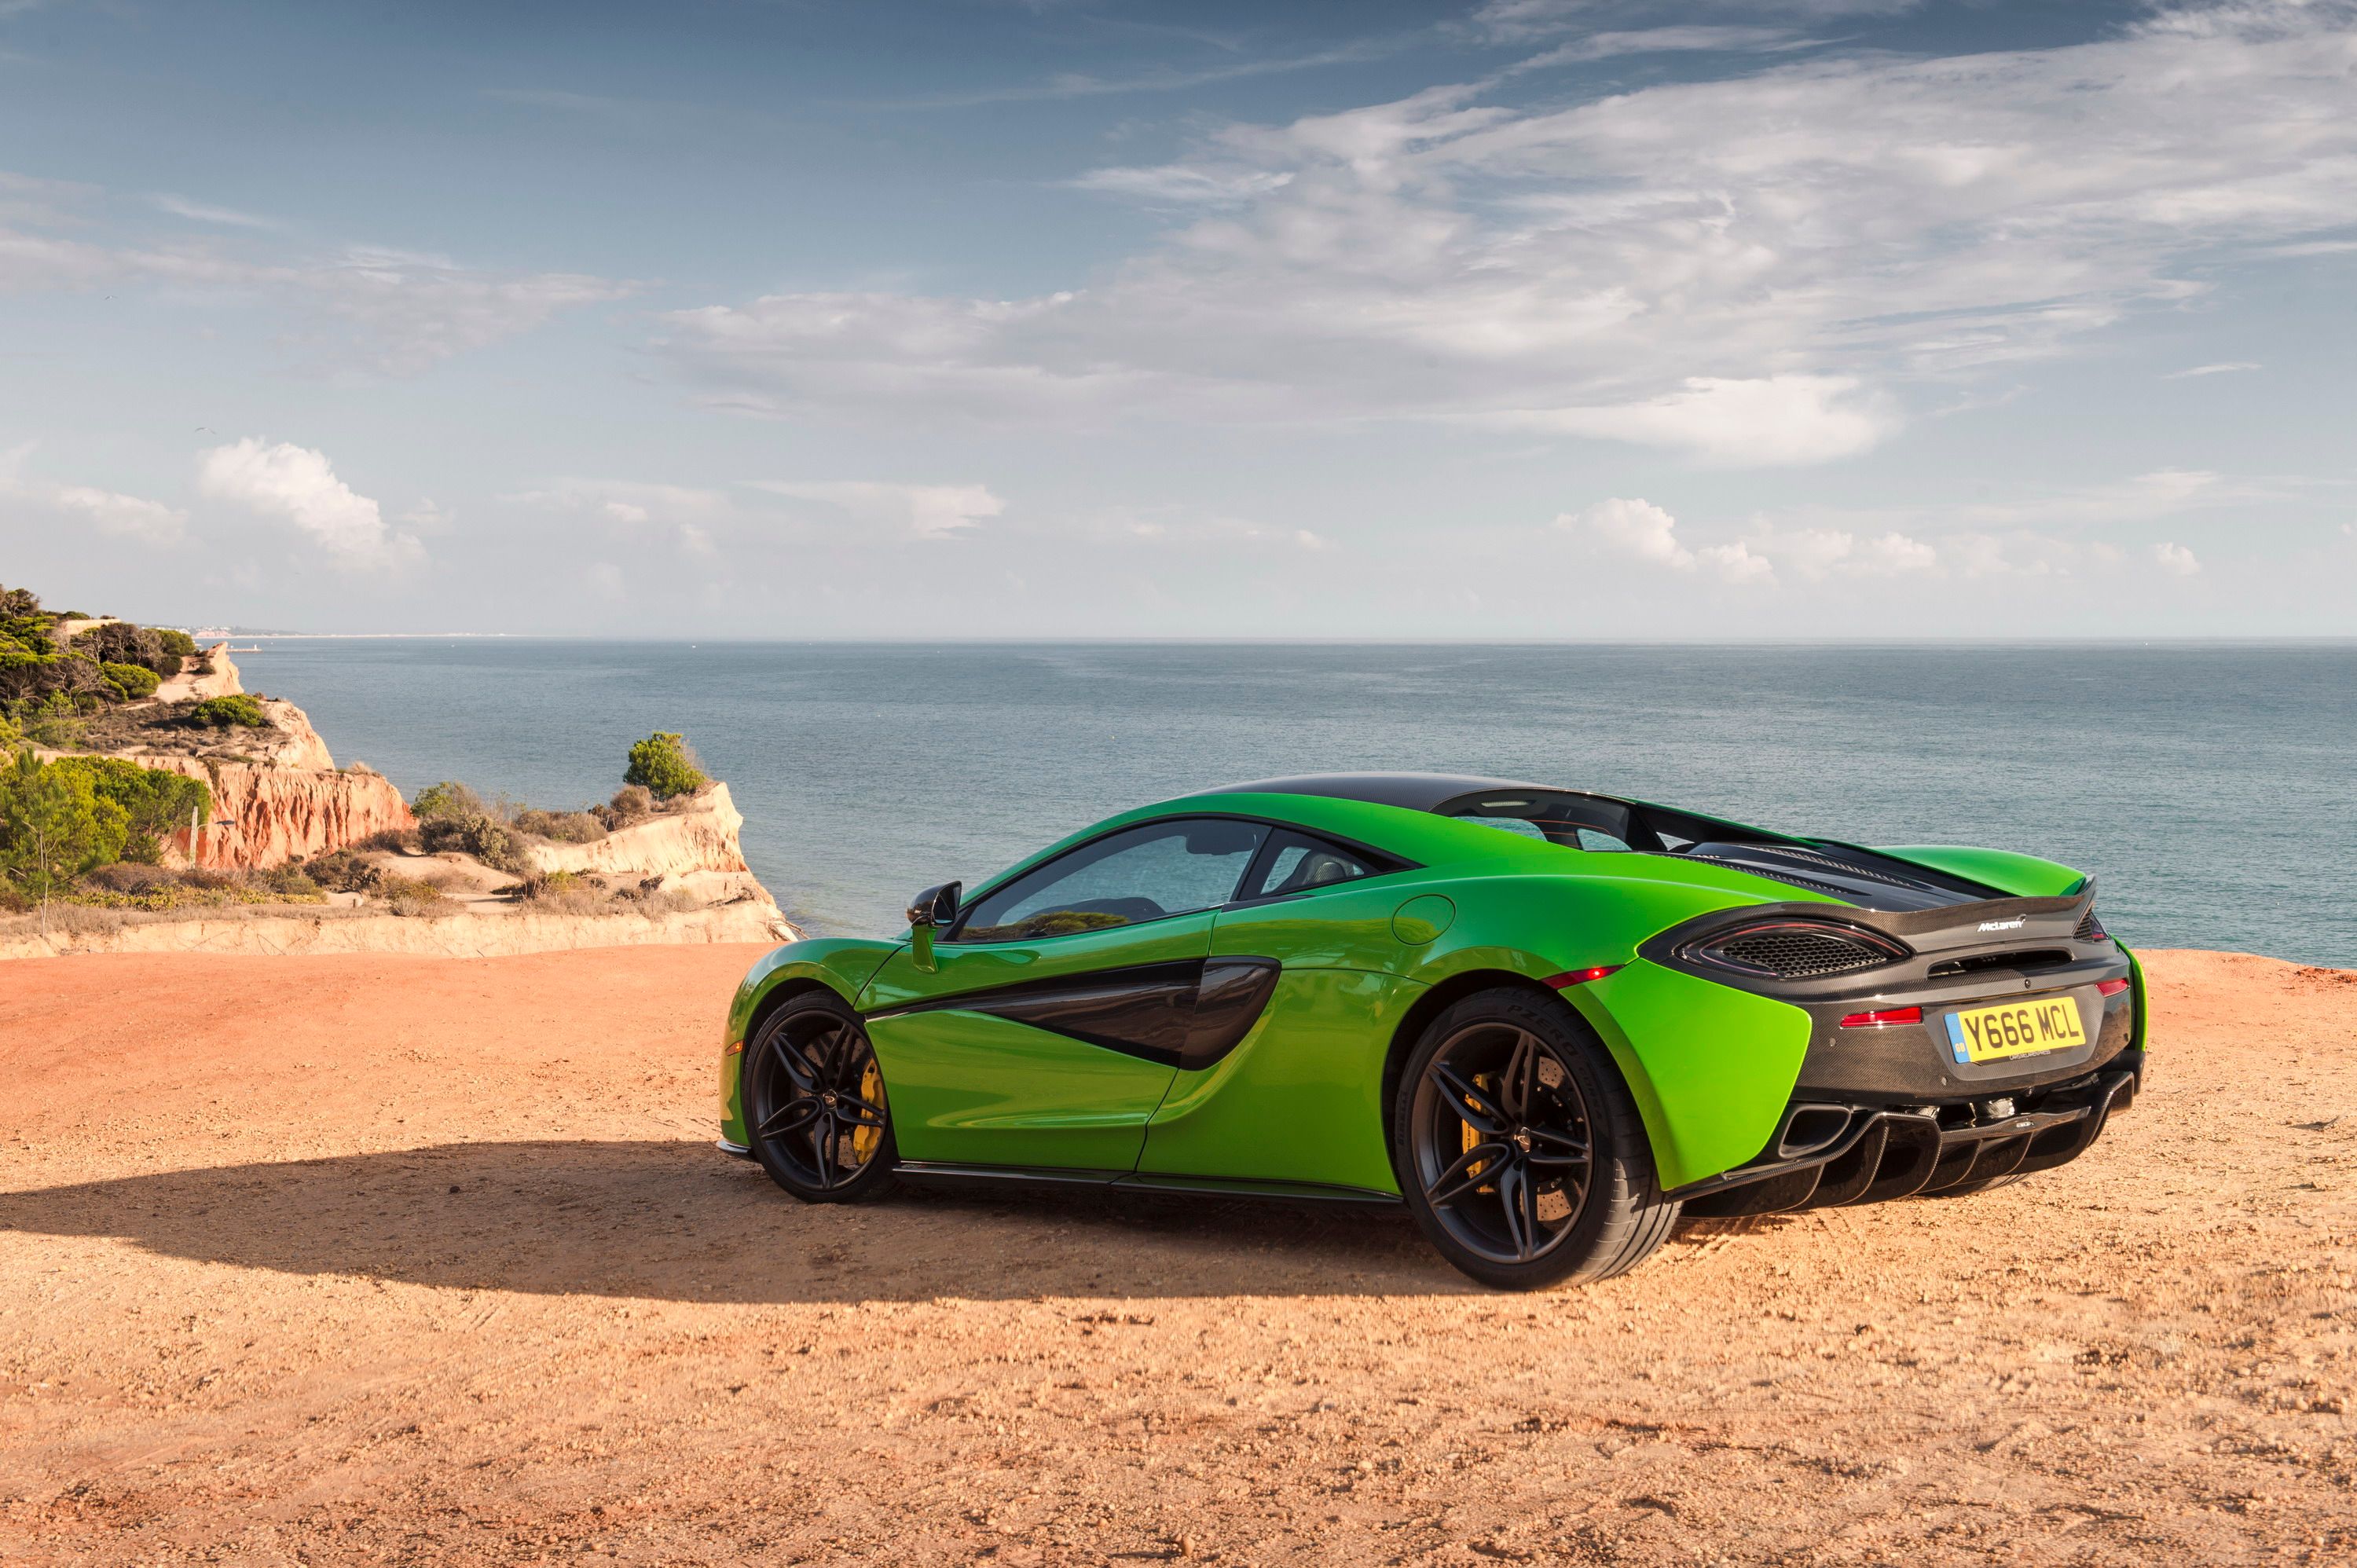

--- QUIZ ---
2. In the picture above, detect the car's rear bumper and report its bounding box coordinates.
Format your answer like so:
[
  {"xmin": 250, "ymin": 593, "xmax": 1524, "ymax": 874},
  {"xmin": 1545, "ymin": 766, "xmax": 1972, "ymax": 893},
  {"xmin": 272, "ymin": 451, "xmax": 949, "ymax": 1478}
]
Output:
[
  {"xmin": 1787, "ymin": 964, "xmax": 2136, "ymax": 1102},
  {"xmin": 1669, "ymin": 1049, "xmax": 2143, "ymax": 1210}
]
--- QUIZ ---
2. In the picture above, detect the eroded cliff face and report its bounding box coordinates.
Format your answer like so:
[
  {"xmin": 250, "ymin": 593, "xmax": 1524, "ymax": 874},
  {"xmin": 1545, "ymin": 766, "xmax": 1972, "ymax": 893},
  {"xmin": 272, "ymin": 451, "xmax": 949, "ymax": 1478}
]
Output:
[
  {"xmin": 48, "ymin": 643, "xmax": 409, "ymax": 867},
  {"xmin": 522, "ymin": 783, "xmax": 753, "ymax": 881},
  {"xmin": 152, "ymin": 757, "xmax": 415, "ymax": 869}
]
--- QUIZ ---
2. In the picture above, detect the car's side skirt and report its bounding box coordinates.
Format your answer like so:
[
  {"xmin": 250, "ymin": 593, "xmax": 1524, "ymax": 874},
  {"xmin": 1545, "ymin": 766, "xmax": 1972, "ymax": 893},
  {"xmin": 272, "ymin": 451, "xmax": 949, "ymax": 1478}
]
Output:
[{"xmin": 892, "ymin": 1160, "xmax": 1403, "ymax": 1207}]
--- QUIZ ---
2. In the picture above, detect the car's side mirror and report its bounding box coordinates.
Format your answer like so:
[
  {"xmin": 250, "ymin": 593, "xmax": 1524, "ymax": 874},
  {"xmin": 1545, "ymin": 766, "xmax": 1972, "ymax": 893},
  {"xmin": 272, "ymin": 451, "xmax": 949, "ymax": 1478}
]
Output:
[{"xmin": 907, "ymin": 881, "xmax": 961, "ymax": 972}]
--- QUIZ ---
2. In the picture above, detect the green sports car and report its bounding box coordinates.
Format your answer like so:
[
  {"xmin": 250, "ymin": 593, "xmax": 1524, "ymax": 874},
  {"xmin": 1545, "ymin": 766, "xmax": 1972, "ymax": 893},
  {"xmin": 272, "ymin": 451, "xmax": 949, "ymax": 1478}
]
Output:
[{"xmin": 718, "ymin": 774, "xmax": 2146, "ymax": 1289}]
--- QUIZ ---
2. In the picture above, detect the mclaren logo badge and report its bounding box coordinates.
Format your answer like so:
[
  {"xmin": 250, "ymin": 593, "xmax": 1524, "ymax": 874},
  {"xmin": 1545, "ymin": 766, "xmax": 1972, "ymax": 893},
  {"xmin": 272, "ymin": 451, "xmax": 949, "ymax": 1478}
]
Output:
[{"xmin": 1978, "ymin": 916, "xmax": 2027, "ymax": 932}]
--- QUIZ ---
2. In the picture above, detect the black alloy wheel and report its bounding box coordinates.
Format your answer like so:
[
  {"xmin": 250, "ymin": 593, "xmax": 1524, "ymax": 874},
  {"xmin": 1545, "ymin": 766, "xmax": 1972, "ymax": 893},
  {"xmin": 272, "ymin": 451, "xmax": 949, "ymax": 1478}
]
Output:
[
  {"xmin": 743, "ymin": 991, "xmax": 898, "ymax": 1203},
  {"xmin": 1397, "ymin": 987, "xmax": 1680, "ymax": 1290}
]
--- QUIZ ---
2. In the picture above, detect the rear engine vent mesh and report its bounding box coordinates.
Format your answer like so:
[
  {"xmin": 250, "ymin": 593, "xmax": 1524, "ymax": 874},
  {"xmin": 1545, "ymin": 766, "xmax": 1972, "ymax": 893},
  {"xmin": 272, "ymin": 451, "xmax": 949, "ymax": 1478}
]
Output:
[
  {"xmin": 2075, "ymin": 908, "xmax": 2106, "ymax": 941},
  {"xmin": 1704, "ymin": 927, "xmax": 1896, "ymax": 980}
]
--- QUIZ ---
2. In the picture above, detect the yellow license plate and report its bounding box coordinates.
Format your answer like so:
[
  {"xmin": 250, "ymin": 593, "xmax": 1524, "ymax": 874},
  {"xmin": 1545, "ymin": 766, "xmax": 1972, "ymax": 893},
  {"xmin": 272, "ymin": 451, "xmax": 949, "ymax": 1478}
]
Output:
[{"xmin": 1945, "ymin": 996, "xmax": 2086, "ymax": 1064}]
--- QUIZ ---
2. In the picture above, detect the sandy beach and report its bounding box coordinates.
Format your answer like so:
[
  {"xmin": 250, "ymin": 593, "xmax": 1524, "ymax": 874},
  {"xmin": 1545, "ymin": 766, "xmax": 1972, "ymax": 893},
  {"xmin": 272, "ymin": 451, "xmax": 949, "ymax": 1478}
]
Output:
[{"xmin": 2, "ymin": 946, "xmax": 2352, "ymax": 1564}]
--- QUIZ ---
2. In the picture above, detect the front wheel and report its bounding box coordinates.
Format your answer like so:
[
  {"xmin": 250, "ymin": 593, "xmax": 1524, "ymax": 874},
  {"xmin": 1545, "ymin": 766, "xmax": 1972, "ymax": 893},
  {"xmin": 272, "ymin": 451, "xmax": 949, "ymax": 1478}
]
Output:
[
  {"xmin": 1395, "ymin": 987, "xmax": 1679, "ymax": 1290},
  {"xmin": 742, "ymin": 991, "xmax": 899, "ymax": 1203}
]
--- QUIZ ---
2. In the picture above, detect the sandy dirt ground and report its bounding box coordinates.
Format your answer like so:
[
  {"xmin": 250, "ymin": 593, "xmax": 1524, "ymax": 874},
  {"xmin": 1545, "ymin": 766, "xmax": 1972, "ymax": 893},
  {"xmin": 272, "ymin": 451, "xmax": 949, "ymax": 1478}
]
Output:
[{"xmin": 1, "ymin": 947, "xmax": 2351, "ymax": 1565}]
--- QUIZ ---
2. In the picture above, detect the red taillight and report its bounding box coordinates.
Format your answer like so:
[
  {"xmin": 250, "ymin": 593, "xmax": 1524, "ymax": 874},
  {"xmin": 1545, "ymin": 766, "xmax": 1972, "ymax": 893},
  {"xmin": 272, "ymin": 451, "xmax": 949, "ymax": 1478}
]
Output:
[
  {"xmin": 2097, "ymin": 977, "xmax": 2130, "ymax": 997},
  {"xmin": 1839, "ymin": 1006, "xmax": 1923, "ymax": 1028},
  {"xmin": 1545, "ymin": 965, "xmax": 1623, "ymax": 988}
]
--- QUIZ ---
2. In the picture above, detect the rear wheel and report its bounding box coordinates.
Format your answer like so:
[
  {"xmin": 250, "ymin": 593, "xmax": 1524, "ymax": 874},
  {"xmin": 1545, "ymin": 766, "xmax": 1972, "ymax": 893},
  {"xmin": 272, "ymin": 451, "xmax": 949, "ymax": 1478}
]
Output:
[
  {"xmin": 1395, "ymin": 987, "xmax": 1678, "ymax": 1290},
  {"xmin": 743, "ymin": 991, "xmax": 898, "ymax": 1203}
]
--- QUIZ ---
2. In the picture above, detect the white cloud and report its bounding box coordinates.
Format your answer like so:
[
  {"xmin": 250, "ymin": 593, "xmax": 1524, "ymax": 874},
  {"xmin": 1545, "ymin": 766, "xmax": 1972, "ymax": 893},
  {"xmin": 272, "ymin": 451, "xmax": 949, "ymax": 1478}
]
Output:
[
  {"xmin": 150, "ymin": 193, "xmax": 279, "ymax": 230},
  {"xmin": 2163, "ymin": 361, "xmax": 2262, "ymax": 379},
  {"xmin": 2154, "ymin": 540, "xmax": 2202, "ymax": 576},
  {"xmin": 1954, "ymin": 468, "xmax": 2269, "ymax": 527},
  {"xmin": 1569, "ymin": 496, "xmax": 1688, "ymax": 566},
  {"xmin": 506, "ymin": 478, "xmax": 733, "ymax": 559},
  {"xmin": 1, "ymin": 173, "xmax": 630, "ymax": 375},
  {"xmin": 1737, "ymin": 521, "xmax": 1941, "ymax": 580},
  {"xmin": 1467, "ymin": 0, "xmax": 1914, "ymax": 42},
  {"xmin": 1501, "ymin": 376, "xmax": 1893, "ymax": 465},
  {"xmin": 1067, "ymin": 166, "xmax": 1295, "ymax": 205},
  {"xmin": 52, "ymin": 485, "xmax": 187, "ymax": 544},
  {"xmin": 749, "ymin": 481, "xmax": 1006, "ymax": 540},
  {"xmin": 661, "ymin": 2, "xmax": 2357, "ymax": 462},
  {"xmin": 196, "ymin": 438, "xmax": 420, "ymax": 569},
  {"xmin": 298, "ymin": 247, "xmax": 630, "ymax": 376},
  {"xmin": 1512, "ymin": 26, "xmax": 1804, "ymax": 68},
  {"xmin": 1565, "ymin": 497, "xmax": 1774, "ymax": 582},
  {"xmin": 1852, "ymin": 530, "xmax": 1940, "ymax": 576},
  {"xmin": 509, "ymin": 478, "xmax": 731, "ymax": 522},
  {"xmin": 0, "ymin": 442, "xmax": 188, "ymax": 544}
]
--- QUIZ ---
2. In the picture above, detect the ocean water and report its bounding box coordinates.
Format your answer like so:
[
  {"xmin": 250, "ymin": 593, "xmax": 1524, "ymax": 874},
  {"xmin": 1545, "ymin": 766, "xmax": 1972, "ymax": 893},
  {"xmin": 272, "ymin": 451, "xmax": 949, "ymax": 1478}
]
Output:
[{"xmin": 238, "ymin": 640, "xmax": 2355, "ymax": 966}]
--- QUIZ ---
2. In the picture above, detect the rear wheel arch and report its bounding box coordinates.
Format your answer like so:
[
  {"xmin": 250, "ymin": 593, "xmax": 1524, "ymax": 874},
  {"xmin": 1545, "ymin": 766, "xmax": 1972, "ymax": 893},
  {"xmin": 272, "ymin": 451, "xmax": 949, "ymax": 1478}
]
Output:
[
  {"xmin": 1383, "ymin": 965, "xmax": 1687, "ymax": 1192},
  {"xmin": 1392, "ymin": 981, "xmax": 1681, "ymax": 1288},
  {"xmin": 1381, "ymin": 969, "xmax": 1560, "ymax": 1181}
]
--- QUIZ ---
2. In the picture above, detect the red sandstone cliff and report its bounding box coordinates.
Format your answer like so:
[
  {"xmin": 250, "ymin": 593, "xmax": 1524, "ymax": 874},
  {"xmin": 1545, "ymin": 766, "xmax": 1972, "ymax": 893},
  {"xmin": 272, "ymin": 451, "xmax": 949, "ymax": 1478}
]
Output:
[
  {"xmin": 148, "ymin": 756, "xmax": 416, "ymax": 870},
  {"xmin": 52, "ymin": 644, "xmax": 416, "ymax": 869}
]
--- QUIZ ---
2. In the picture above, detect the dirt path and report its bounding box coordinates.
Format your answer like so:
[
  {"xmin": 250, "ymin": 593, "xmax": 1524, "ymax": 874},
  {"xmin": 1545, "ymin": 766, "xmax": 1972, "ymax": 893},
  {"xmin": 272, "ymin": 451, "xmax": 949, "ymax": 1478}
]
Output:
[{"xmin": 2, "ymin": 947, "xmax": 2352, "ymax": 1564}]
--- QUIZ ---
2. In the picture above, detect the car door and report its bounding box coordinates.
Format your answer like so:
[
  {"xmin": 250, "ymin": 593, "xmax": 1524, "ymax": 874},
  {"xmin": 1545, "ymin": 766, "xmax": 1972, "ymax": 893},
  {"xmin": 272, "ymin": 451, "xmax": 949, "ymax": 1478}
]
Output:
[
  {"xmin": 1139, "ymin": 828, "xmax": 1423, "ymax": 1192},
  {"xmin": 860, "ymin": 816, "xmax": 1271, "ymax": 1174}
]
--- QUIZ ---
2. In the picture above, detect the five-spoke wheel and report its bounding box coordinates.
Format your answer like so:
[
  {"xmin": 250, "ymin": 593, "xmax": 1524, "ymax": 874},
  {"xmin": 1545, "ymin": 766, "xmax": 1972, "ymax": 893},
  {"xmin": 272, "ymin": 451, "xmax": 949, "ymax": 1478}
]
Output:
[
  {"xmin": 743, "ymin": 991, "xmax": 898, "ymax": 1203},
  {"xmin": 1397, "ymin": 987, "xmax": 1679, "ymax": 1290}
]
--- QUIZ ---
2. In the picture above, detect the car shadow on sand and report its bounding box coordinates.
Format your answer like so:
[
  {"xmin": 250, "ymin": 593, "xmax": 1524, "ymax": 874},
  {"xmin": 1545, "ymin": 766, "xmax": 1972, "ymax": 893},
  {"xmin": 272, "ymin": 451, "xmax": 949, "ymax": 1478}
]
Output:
[{"xmin": 0, "ymin": 1138, "xmax": 1497, "ymax": 1302}]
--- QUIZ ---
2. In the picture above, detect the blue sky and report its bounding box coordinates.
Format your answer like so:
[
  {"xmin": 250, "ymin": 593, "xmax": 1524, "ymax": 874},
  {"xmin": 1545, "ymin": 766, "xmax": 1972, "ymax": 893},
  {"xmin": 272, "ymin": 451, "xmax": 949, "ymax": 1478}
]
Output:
[{"xmin": 3, "ymin": 0, "xmax": 2354, "ymax": 636}]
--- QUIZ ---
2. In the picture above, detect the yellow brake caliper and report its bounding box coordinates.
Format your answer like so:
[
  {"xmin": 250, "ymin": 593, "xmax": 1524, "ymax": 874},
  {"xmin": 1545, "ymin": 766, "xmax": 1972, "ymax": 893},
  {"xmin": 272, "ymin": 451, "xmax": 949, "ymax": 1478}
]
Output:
[
  {"xmin": 852, "ymin": 1061, "xmax": 885, "ymax": 1163},
  {"xmin": 1461, "ymin": 1073, "xmax": 1490, "ymax": 1188}
]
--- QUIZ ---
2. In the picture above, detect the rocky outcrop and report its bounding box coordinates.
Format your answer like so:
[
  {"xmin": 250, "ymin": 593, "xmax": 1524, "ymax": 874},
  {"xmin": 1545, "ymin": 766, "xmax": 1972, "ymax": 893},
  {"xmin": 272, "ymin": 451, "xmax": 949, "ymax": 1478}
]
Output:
[
  {"xmin": 242, "ymin": 698, "xmax": 337, "ymax": 771},
  {"xmin": 522, "ymin": 783, "xmax": 752, "ymax": 881},
  {"xmin": 153, "ymin": 641, "xmax": 247, "ymax": 705}
]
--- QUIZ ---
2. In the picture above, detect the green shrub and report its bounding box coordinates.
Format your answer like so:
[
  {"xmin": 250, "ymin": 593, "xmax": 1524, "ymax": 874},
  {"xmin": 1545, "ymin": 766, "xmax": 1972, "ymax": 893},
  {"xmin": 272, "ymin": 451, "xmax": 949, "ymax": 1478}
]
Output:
[
  {"xmin": 0, "ymin": 748, "xmax": 130, "ymax": 899},
  {"xmin": 155, "ymin": 628, "xmax": 196, "ymax": 659},
  {"xmin": 409, "ymin": 780, "xmax": 485, "ymax": 821},
  {"xmin": 36, "ymin": 756, "xmax": 210, "ymax": 869},
  {"xmin": 85, "ymin": 862, "xmax": 174, "ymax": 896},
  {"xmin": 187, "ymin": 694, "xmax": 269, "ymax": 729},
  {"xmin": 623, "ymin": 731, "xmax": 706, "ymax": 800},
  {"xmin": 20, "ymin": 712, "xmax": 86, "ymax": 750},
  {"xmin": 418, "ymin": 808, "xmax": 522, "ymax": 870},
  {"xmin": 511, "ymin": 807, "xmax": 607, "ymax": 843},
  {"xmin": 101, "ymin": 661, "xmax": 161, "ymax": 701},
  {"xmin": 303, "ymin": 848, "xmax": 382, "ymax": 894},
  {"xmin": 258, "ymin": 863, "xmax": 321, "ymax": 898},
  {"xmin": 72, "ymin": 622, "xmax": 181, "ymax": 677},
  {"xmin": 380, "ymin": 876, "xmax": 450, "ymax": 918}
]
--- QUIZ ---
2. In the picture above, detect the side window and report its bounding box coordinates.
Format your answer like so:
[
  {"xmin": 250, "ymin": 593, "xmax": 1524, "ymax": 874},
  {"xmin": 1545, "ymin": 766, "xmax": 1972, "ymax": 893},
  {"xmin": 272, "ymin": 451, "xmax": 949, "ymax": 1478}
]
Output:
[
  {"xmin": 957, "ymin": 819, "xmax": 1269, "ymax": 943},
  {"xmin": 1576, "ymin": 828, "xmax": 1631, "ymax": 852},
  {"xmin": 1241, "ymin": 830, "xmax": 1384, "ymax": 900}
]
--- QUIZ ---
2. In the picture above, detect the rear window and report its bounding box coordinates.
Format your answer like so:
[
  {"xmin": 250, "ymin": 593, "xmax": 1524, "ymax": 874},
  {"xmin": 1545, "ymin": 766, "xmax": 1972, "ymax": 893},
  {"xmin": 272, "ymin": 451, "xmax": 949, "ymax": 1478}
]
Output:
[{"xmin": 1439, "ymin": 791, "xmax": 1635, "ymax": 850}]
